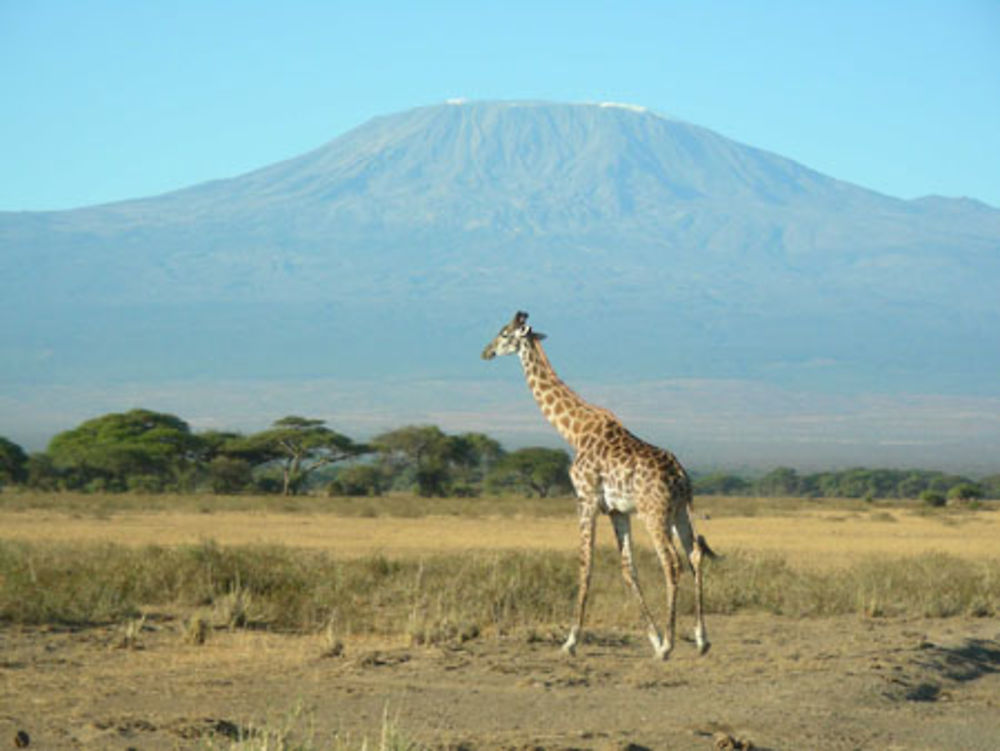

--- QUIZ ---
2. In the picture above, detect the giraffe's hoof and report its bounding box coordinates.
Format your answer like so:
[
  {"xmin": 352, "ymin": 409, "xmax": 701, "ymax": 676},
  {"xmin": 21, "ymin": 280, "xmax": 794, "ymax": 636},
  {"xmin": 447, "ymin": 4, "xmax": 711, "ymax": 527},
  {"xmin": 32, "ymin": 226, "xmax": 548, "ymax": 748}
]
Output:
[
  {"xmin": 654, "ymin": 642, "xmax": 673, "ymax": 661},
  {"xmin": 646, "ymin": 628, "xmax": 664, "ymax": 654},
  {"xmin": 695, "ymin": 626, "xmax": 710, "ymax": 655},
  {"xmin": 561, "ymin": 627, "xmax": 580, "ymax": 656}
]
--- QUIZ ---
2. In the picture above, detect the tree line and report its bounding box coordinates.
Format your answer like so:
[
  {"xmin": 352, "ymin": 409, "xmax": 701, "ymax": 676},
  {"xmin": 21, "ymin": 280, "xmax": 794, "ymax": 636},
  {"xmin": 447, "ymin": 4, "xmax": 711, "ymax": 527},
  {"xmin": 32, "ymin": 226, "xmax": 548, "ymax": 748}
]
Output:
[
  {"xmin": 0, "ymin": 409, "xmax": 573, "ymax": 498},
  {"xmin": 1, "ymin": 408, "xmax": 997, "ymax": 501},
  {"xmin": 696, "ymin": 466, "xmax": 999, "ymax": 504}
]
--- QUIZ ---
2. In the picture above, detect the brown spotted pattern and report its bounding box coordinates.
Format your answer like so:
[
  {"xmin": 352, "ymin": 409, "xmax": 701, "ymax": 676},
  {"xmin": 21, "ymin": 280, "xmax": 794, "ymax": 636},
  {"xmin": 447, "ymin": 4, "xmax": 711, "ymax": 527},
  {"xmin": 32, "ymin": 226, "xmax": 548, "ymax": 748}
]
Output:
[{"xmin": 483, "ymin": 311, "xmax": 713, "ymax": 660}]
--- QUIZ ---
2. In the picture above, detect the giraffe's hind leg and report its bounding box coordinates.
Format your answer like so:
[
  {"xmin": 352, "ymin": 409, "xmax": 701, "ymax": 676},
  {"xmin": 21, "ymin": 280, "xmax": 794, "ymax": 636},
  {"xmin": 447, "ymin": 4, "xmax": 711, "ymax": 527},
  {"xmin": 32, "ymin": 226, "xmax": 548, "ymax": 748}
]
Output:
[
  {"xmin": 643, "ymin": 513, "xmax": 681, "ymax": 660},
  {"xmin": 672, "ymin": 504, "xmax": 711, "ymax": 655},
  {"xmin": 609, "ymin": 511, "xmax": 663, "ymax": 655}
]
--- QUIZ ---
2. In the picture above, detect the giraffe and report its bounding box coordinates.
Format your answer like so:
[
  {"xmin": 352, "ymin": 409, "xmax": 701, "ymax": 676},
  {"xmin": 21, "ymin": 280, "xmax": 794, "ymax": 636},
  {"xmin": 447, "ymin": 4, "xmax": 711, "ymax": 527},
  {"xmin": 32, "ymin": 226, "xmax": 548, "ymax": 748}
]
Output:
[{"xmin": 482, "ymin": 311, "xmax": 714, "ymax": 660}]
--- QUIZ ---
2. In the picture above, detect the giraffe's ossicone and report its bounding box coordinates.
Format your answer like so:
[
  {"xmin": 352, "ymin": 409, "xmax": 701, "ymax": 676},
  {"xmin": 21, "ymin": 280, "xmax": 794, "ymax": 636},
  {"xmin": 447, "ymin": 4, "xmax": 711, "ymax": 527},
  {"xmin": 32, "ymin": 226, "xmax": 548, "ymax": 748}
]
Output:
[{"xmin": 483, "ymin": 310, "xmax": 715, "ymax": 660}]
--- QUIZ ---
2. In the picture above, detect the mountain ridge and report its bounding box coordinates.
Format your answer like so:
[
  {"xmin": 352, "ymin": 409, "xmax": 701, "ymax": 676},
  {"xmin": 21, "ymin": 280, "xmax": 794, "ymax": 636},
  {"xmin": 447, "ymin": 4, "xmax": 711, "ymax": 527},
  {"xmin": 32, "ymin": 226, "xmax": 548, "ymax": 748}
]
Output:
[
  {"xmin": 2, "ymin": 99, "xmax": 997, "ymax": 396},
  {"xmin": 7, "ymin": 100, "xmax": 996, "ymax": 220}
]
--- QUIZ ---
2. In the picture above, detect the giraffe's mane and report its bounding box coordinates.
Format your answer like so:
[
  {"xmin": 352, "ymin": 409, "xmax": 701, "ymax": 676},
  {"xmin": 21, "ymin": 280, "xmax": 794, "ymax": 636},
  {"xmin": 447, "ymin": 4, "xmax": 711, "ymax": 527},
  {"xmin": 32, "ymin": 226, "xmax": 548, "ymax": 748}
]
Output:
[{"xmin": 529, "ymin": 337, "xmax": 617, "ymax": 423}]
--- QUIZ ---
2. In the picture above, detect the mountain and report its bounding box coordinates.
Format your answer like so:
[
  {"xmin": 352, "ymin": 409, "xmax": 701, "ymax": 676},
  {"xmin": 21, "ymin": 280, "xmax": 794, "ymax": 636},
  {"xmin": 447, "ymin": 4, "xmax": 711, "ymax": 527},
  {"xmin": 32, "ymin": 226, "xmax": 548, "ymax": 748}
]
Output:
[{"xmin": 2, "ymin": 101, "xmax": 999, "ymax": 461}]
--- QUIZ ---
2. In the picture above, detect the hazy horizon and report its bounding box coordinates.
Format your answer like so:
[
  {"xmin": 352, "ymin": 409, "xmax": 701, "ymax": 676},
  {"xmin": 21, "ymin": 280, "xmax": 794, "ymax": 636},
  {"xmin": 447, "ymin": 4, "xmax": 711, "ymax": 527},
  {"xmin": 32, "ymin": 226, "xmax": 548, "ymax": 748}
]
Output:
[{"xmin": 7, "ymin": 371, "xmax": 999, "ymax": 477}]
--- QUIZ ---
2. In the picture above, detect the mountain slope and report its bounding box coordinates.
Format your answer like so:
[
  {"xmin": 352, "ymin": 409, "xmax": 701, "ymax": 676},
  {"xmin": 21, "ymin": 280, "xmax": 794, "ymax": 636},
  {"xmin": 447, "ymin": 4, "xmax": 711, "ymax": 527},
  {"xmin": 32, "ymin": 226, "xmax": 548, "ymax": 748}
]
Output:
[{"xmin": 2, "ymin": 100, "xmax": 998, "ymax": 397}]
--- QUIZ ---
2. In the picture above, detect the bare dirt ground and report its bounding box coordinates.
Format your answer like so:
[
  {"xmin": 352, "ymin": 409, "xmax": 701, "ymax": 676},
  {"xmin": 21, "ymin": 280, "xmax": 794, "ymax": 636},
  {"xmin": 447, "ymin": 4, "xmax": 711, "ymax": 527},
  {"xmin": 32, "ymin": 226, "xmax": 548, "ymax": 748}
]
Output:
[
  {"xmin": 2, "ymin": 508, "xmax": 1000, "ymax": 750},
  {"xmin": 2, "ymin": 613, "xmax": 999, "ymax": 750}
]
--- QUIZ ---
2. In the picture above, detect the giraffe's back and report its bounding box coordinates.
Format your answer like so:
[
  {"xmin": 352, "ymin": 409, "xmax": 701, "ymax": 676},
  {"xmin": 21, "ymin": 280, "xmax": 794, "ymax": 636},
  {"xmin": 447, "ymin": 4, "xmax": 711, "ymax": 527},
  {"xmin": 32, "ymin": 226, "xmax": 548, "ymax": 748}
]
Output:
[{"xmin": 578, "ymin": 416, "xmax": 691, "ymax": 515}]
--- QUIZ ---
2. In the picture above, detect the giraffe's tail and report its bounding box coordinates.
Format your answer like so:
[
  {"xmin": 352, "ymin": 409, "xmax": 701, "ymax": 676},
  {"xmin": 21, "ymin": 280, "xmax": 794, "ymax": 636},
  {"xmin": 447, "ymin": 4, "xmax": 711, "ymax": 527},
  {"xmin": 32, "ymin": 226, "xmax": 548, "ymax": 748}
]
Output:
[{"xmin": 696, "ymin": 534, "xmax": 719, "ymax": 561}]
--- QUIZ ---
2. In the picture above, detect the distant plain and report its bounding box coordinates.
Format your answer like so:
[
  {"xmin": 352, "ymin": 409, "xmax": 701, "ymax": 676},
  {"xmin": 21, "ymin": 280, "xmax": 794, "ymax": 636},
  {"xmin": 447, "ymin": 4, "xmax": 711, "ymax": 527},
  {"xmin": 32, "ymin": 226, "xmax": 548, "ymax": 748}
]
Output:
[{"xmin": 2, "ymin": 493, "xmax": 999, "ymax": 569}]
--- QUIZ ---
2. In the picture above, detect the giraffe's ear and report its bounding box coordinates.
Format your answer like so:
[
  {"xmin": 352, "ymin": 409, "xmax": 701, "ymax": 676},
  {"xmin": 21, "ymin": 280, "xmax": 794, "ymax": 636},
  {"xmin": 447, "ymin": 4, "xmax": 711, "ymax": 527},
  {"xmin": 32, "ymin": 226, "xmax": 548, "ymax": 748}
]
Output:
[{"xmin": 531, "ymin": 330, "xmax": 547, "ymax": 341}]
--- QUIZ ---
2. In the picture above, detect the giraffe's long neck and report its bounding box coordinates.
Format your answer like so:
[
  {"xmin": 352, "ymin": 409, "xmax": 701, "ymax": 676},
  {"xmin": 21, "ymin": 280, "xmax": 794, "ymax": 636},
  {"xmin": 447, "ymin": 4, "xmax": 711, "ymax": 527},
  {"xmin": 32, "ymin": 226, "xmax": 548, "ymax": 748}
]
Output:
[{"xmin": 519, "ymin": 338, "xmax": 604, "ymax": 449}]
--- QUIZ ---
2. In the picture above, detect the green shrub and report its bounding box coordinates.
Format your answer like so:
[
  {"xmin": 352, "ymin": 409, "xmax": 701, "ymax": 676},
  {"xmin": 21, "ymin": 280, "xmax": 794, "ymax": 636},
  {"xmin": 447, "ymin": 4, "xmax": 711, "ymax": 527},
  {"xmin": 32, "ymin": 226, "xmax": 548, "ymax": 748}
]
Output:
[
  {"xmin": 948, "ymin": 483, "xmax": 983, "ymax": 502},
  {"xmin": 329, "ymin": 465, "xmax": 386, "ymax": 496},
  {"xmin": 920, "ymin": 490, "xmax": 946, "ymax": 507}
]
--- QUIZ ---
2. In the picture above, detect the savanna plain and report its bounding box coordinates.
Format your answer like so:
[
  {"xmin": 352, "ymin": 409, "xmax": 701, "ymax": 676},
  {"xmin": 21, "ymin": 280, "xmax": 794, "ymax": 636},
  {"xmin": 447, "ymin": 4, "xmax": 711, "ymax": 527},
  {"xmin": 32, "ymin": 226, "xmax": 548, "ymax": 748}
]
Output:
[{"xmin": 2, "ymin": 492, "xmax": 999, "ymax": 751}]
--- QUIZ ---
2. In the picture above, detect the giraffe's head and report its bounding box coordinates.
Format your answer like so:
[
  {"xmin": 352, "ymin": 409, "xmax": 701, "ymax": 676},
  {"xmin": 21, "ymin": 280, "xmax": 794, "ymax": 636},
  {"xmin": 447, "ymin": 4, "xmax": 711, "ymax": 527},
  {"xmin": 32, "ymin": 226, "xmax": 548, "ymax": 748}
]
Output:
[{"xmin": 481, "ymin": 310, "xmax": 545, "ymax": 360}]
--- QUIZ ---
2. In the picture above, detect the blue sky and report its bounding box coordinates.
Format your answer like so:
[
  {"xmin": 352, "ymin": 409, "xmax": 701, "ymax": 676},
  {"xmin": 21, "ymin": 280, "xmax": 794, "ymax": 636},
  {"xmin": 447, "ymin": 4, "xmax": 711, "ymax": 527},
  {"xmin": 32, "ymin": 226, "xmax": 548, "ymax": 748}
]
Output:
[{"xmin": 2, "ymin": 0, "xmax": 999, "ymax": 211}]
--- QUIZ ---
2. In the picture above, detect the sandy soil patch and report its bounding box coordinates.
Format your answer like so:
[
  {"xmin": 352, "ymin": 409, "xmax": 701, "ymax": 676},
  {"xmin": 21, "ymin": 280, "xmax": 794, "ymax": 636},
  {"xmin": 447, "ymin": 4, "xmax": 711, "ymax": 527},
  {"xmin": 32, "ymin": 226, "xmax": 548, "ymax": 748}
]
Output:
[{"xmin": 2, "ymin": 615, "xmax": 999, "ymax": 750}]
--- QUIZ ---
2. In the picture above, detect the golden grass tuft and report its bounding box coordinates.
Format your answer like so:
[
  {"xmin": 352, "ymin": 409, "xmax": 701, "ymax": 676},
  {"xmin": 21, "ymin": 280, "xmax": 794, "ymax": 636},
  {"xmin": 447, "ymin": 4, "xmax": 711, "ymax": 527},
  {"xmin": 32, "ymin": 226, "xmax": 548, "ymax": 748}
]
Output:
[
  {"xmin": 2, "ymin": 539, "xmax": 997, "ymax": 635},
  {"xmin": 113, "ymin": 613, "xmax": 147, "ymax": 650},
  {"xmin": 191, "ymin": 703, "xmax": 420, "ymax": 751},
  {"xmin": 184, "ymin": 612, "xmax": 210, "ymax": 645}
]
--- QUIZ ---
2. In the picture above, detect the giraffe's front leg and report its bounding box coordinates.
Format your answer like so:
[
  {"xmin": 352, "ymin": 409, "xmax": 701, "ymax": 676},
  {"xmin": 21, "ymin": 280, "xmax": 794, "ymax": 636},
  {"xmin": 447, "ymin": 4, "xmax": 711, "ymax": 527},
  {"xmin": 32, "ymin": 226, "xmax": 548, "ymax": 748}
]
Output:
[{"xmin": 562, "ymin": 502, "xmax": 597, "ymax": 656}]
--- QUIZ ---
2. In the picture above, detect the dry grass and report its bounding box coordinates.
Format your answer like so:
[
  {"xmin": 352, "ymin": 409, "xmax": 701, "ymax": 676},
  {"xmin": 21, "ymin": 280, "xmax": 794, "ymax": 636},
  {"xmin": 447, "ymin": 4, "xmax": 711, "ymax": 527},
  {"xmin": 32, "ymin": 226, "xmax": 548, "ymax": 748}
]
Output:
[
  {"xmin": 2, "ymin": 538, "xmax": 998, "ymax": 636},
  {"xmin": 194, "ymin": 704, "xmax": 420, "ymax": 751},
  {"xmin": 7, "ymin": 488, "xmax": 991, "ymax": 517},
  {"xmin": 1, "ymin": 501, "xmax": 997, "ymax": 569},
  {"xmin": 699, "ymin": 508, "xmax": 1000, "ymax": 568},
  {"xmin": 3, "ymin": 492, "xmax": 998, "ymax": 648},
  {"xmin": 0, "ymin": 490, "xmax": 573, "ymax": 517},
  {"xmin": 184, "ymin": 699, "xmax": 418, "ymax": 751}
]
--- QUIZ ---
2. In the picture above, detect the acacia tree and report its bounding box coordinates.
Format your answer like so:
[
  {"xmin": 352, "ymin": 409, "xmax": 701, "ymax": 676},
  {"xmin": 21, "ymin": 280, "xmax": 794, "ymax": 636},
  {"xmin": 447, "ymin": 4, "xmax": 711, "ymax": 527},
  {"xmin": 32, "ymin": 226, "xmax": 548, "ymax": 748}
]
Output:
[
  {"xmin": 446, "ymin": 432, "xmax": 505, "ymax": 495},
  {"xmin": 980, "ymin": 474, "xmax": 1000, "ymax": 500},
  {"xmin": 693, "ymin": 472, "xmax": 752, "ymax": 496},
  {"xmin": 197, "ymin": 430, "xmax": 252, "ymax": 494},
  {"xmin": 371, "ymin": 425, "xmax": 505, "ymax": 497},
  {"xmin": 755, "ymin": 467, "xmax": 801, "ymax": 497},
  {"xmin": 371, "ymin": 425, "xmax": 454, "ymax": 496},
  {"xmin": 947, "ymin": 482, "xmax": 983, "ymax": 504},
  {"xmin": 46, "ymin": 409, "xmax": 201, "ymax": 492},
  {"xmin": 0, "ymin": 436, "xmax": 29, "ymax": 487},
  {"xmin": 484, "ymin": 447, "xmax": 572, "ymax": 498},
  {"xmin": 226, "ymin": 416, "xmax": 369, "ymax": 495}
]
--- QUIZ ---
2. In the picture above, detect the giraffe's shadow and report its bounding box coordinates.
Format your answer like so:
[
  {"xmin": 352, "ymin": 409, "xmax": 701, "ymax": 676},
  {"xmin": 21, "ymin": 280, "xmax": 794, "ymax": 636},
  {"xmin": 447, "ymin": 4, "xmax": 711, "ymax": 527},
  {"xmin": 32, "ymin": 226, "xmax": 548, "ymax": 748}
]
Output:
[{"xmin": 888, "ymin": 636, "xmax": 1000, "ymax": 703}]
